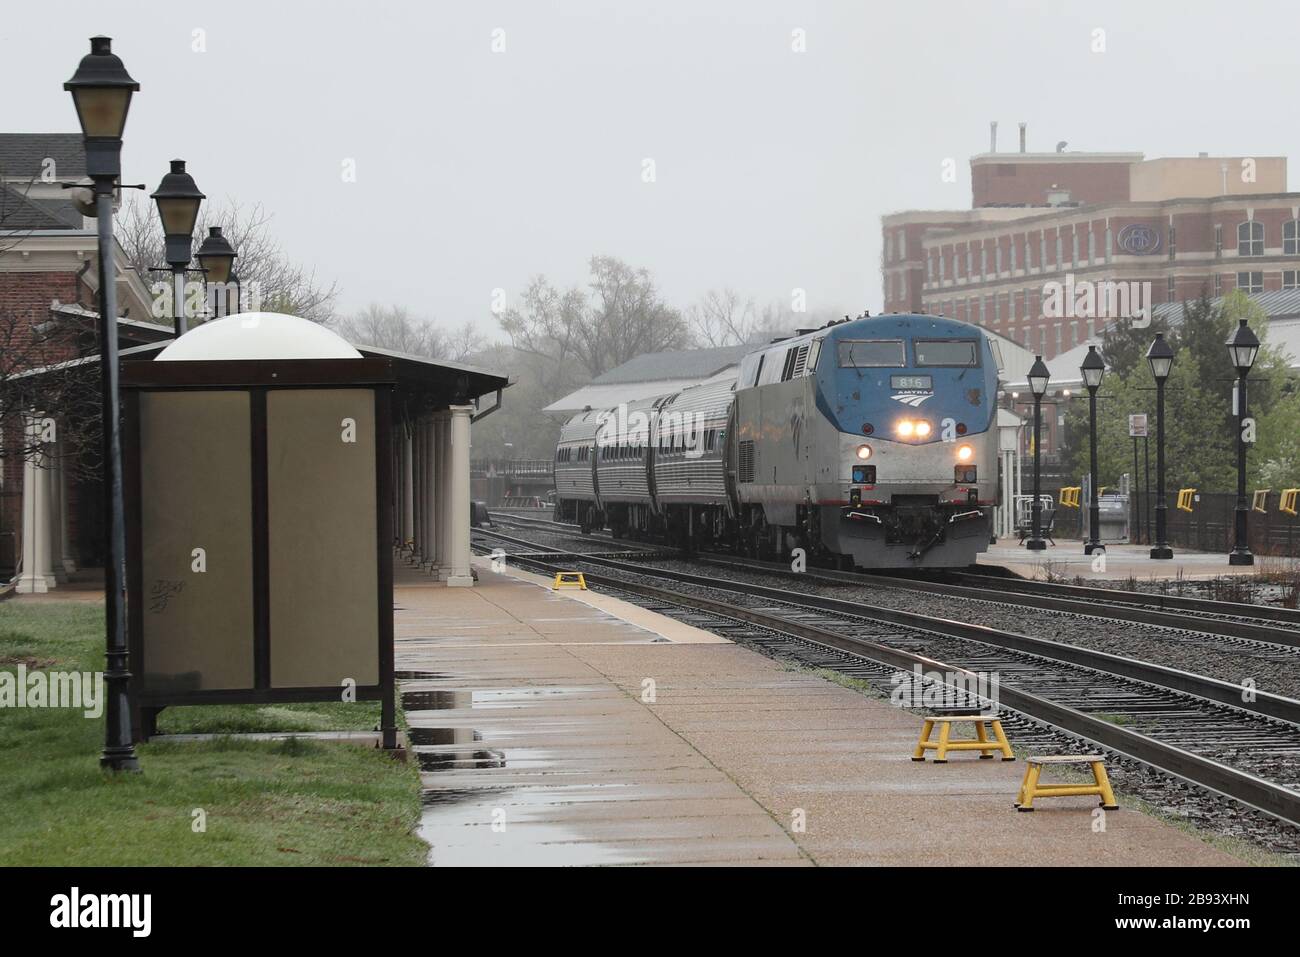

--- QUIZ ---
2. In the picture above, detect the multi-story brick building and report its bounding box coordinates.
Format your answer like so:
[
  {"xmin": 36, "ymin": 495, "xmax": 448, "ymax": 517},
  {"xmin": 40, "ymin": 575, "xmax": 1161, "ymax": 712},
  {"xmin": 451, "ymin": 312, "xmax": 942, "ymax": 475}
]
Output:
[{"xmin": 882, "ymin": 130, "xmax": 1295, "ymax": 360}]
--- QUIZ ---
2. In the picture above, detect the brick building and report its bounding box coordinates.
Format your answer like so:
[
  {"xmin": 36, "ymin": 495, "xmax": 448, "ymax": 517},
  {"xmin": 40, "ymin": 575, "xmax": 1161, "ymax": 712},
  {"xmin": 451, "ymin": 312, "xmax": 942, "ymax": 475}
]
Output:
[
  {"xmin": 881, "ymin": 128, "xmax": 1296, "ymax": 361},
  {"xmin": 1, "ymin": 133, "xmax": 165, "ymax": 581}
]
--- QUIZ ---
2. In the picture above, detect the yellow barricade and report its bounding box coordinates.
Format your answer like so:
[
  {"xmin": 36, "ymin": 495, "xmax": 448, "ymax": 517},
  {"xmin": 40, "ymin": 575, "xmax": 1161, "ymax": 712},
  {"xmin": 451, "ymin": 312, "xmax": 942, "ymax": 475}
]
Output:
[
  {"xmin": 1176, "ymin": 488, "xmax": 1196, "ymax": 513},
  {"xmin": 1058, "ymin": 487, "xmax": 1081, "ymax": 508},
  {"xmin": 1252, "ymin": 489, "xmax": 1270, "ymax": 514},
  {"xmin": 1282, "ymin": 489, "xmax": 1300, "ymax": 517},
  {"xmin": 553, "ymin": 571, "xmax": 587, "ymax": 590}
]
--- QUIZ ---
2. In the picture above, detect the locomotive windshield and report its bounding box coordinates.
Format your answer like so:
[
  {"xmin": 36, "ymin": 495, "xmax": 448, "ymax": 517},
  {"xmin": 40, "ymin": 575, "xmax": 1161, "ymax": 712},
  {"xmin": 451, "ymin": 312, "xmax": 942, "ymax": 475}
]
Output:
[
  {"xmin": 914, "ymin": 339, "xmax": 981, "ymax": 367},
  {"xmin": 837, "ymin": 339, "xmax": 905, "ymax": 368}
]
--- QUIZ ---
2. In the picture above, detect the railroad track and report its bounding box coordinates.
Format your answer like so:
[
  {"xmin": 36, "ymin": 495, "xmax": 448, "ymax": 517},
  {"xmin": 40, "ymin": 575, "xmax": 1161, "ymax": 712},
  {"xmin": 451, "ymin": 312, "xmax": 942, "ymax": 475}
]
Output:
[
  {"xmin": 473, "ymin": 526, "xmax": 1300, "ymax": 832},
  {"xmin": 692, "ymin": 553, "xmax": 1300, "ymax": 653}
]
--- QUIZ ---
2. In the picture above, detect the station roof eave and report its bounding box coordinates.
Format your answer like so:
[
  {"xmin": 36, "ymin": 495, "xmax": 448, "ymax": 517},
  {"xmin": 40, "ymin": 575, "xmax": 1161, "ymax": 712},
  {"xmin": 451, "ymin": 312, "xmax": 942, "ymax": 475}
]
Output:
[{"xmin": 12, "ymin": 333, "xmax": 512, "ymax": 414}]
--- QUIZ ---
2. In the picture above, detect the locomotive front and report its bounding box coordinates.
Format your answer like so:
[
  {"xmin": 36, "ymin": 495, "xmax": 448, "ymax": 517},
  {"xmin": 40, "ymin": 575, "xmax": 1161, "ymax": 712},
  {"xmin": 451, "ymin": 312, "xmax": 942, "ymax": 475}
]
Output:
[{"xmin": 810, "ymin": 315, "xmax": 999, "ymax": 567}]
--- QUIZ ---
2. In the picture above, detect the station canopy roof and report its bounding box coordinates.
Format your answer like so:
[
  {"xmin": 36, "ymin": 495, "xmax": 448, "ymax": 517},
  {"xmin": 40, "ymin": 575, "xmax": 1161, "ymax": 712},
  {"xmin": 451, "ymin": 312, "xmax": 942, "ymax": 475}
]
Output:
[{"xmin": 15, "ymin": 312, "xmax": 511, "ymax": 411}]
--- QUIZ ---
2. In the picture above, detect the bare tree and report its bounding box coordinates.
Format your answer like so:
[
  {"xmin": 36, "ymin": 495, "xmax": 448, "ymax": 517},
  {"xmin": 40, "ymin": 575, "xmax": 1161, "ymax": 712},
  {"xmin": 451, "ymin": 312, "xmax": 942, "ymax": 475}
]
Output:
[
  {"xmin": 498, "ymin": 255, "xmax": 689, "ymax": 385},
  {"xmin": 331, "ymin": 304, "xmax": 485, "ymax": 362},
  {"xmin": 117, "ymin": 194, "xmax": 339, "ymax": 323}
]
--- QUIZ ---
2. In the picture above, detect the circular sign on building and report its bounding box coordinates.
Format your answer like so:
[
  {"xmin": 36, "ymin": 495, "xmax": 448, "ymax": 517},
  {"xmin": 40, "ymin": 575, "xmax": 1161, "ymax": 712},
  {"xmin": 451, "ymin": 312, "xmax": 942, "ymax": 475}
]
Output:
[{"xmin": 1116, "ymin": 223, "xmax": 1162, "ymax": 256}]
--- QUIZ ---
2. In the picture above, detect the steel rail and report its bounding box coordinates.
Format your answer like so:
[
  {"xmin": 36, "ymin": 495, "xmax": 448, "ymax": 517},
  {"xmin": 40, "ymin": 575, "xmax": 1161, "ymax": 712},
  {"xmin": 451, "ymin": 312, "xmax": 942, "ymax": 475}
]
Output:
[{"xmin": 693, "ymin": 552, "xmax": 1300, "ymax": 649}]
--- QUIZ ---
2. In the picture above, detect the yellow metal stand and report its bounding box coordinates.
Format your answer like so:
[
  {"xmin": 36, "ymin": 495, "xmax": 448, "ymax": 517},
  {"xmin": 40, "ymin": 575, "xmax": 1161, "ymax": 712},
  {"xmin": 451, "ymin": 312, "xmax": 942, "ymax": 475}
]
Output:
[
  {"xmin": 912, "ymin": 715, "xmax": 1014, "ymax": 762},
  {"xmin": 552, "ymin": 571, "xmax": 587, "ymax": 590},
  {"xmin": 1015, "ymin": 755, "xmax": 1118, "ymax": 811}
]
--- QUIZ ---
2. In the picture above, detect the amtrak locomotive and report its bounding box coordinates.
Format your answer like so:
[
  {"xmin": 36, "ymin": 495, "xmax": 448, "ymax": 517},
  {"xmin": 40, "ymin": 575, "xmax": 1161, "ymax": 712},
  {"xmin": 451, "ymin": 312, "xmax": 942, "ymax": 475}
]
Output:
[{"xmin": 554, "ymin": 313, "xmax": 1001, "ymax": 568}]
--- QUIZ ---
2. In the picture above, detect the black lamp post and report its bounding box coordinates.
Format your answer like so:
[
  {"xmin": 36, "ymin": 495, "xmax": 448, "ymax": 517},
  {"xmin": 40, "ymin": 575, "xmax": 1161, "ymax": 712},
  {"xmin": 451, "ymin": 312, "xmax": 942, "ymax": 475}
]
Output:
[
  {"xmin": 64, "ymin": 36, "xmax": 140, "ymax": 772},
  {"xmin": 1146, "ymin": 333, "xmax": 1175, "ymax": 559},
  {"xmin": 195, "ymin": 226, "xmax": 237, "ymax": 319},
  {"xmin": 1025, "ymin": 355, "xmax": 1050, "ymax": 551},
  {"xmin": 1081, "ymin": 345, "xmax": 1106, "ymax": 555},
  {"xmin": 150, "ymin": 160, "xmax": 205, "ymax": 336},
  {"xmin": 1227, "ymin": 319, "xmax": 1260, "ymax": 566}
]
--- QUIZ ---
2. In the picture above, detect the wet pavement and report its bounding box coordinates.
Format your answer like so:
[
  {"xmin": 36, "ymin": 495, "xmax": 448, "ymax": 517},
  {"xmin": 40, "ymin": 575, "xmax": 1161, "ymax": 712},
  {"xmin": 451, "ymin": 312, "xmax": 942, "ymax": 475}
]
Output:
[{"xmin": 397, "ymin": 558, "xmax": 1247, "ymax": 867}]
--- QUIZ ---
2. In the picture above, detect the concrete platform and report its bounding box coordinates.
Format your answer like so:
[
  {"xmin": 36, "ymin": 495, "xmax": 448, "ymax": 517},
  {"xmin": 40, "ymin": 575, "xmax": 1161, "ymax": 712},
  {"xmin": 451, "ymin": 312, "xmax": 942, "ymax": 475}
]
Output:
[
  {"xmin": 979, "ymin": 538, "xmax": 1270, "ymax": 581},
  {"xmin": 398, "ymin": 557, "xmax": 1246, "ymax": 867}
]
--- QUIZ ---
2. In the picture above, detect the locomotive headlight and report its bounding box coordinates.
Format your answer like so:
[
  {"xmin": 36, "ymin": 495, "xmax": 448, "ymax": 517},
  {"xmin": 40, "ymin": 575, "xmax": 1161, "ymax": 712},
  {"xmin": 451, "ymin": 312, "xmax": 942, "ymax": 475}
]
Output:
[
  {"xmin": 896, "ymin": 420, "xmax": 915, "ymax": 438},
  {"xmin": 856, "ymin": 444, "xmax": 872, "ymax": 460},
  {"xmin": 957, "ymin": 444, "xmax": 974, "ymax": 462},
  {"xmin": 914, "ymin": 420, "xmax": 932, "ymax": 438}
]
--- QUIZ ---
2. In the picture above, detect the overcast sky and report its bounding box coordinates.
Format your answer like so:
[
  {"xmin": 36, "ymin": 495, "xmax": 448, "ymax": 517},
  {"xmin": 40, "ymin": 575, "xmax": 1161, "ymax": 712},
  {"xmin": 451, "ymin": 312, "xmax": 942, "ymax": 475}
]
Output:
[{"xmin": 4, "ymin": 1, "xmax": 1296, "ymax": 338}]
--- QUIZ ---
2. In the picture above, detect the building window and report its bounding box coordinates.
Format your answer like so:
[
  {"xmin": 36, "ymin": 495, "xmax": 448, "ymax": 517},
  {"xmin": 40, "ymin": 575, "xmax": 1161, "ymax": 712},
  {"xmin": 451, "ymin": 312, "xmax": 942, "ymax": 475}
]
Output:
[
  {"xmin": 1237, "ymin": 271, "xmax": 1263, "ymax": 294},
  {"xmin": 995, "ymin": 244, "xmax": 1003, "ymax": 274},
  {"xmin": 1105, "ymin": 226, "xmax": 1113, "ymax": 263},
  {"xmin": 1168, "ymin": 225, "xmax": 1176, "ymax": 260},
  {"xmin": 1055, "ymin": 233, "xmax": 1063, "ymax": 268},
  {"xmin": 897, "ymin": 231, "xmax": 906, "ymax": 261},
  {"xmin": 1215, "ymin": 224, "xmax": 1223, "ymax": 257},
  {"xmin": 1039, "ymin": 234, "xmax": 1047, "ymax": 269},
  {"xmin": 1071, "ymin": 230, "xmax": 1079, "ymax": 267},
  {"xmin": 994, "ymin": 293, "xmax": 1001, "ymax": 323},
  {"xmin": 966, "ymin": 246, "xmax": 973, "ymax": 277},
  {"xmin": 979, "ymin": 296, "xmax": 986, "ymax": 324},
  {"xmin": 1054, "ymin": 324, "xmax": 1062, "ymax": 355},
  {"xmin": 939, "ymin": 254, "xmax": 946, "ymax": 281},
  {"xmin": 1087, "ymin": 228, "xmax": 1095, "ymax": 263},
  {"xmin": 1214, "ymin": 273, "xmax": 1223, "ymax": 297},
  {"xmin": 980, "ymin": 245, "xmax": 987, "ymax": 279},
  {"xmin": 1285, "ymin": 220, "xmax": 1300, "ymax": 255},
  {"xmin": 1010, "ymin": 240, "xmax": 1018, "ymax": 273},
  {"xmin": 1238, "ymin": 221, "xmax": 1264, "ymax": 257},
  {"xmin": 1167, "ymin": 276, "xmax": 1176, "ymax": 301},
  {"xmin": 1284, "ymin": 270, "xmax": 1300, "ymax": 290},
  {"xmin": 926, "ymin": 256, "xmax": 933, "ymax": 284},
  {"xmin": 1008, "ymin": 289, "xmax": 1016, "ymax": 322}
]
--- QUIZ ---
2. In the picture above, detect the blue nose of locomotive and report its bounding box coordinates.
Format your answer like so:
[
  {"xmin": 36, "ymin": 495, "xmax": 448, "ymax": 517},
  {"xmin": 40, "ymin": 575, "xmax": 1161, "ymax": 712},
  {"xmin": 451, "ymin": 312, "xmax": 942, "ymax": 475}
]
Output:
[{"xmin": 815, "ymin": 314, "xmax": 998, "ymax": 442}]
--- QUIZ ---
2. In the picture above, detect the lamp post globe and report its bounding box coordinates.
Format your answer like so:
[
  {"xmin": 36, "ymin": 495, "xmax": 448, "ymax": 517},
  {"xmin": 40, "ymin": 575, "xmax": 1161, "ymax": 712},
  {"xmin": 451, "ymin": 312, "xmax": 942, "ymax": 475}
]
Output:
[
  {"xmin": 1025, "ymin": 355, "xmax": 1050, "ymax": 552},
  {"xmin": 195, "ymin": 226, "xmax": 238, "ymax": 319},
  {"xmin": 151, "ymin": 160, "xmax": 206, "ymax": 336},
  {"xmin": 66, "ymin": 37, "xmax": 140, "ymax": 773},
  {"xmin": 1080, "ymin": 345, "xmax": 1106, "ymax": 555},
  {"xmin": 64, "ymin": 36, "xmax": 139, "ymax": 180},
  {"xmin": 1146, "ymin": 333, "xmax": 1175, "ymax": 559},
  {"xmin": 1228, "ymin": 319, "xmax": 1260, "ymax": 566}
]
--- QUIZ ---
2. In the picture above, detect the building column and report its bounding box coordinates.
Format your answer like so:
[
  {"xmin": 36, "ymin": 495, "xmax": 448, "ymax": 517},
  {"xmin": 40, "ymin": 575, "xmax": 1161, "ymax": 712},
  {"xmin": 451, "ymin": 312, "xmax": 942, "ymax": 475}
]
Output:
[
  {"xmin": 48, "ymin": 438, "xmax": 67, "ymax": 584},
  {"xmin": 443, "ymin": 404, "xmax": 475, "ymax": 587},
  {"xmin": 435, "ymin": 411, "xmax": 452, "ymax": 581},
  {"xmin": 401, "ymin": 427, "xmax": 415, "ymax": 553},
  {"xmin": 16, "ymin": 416, "xmax": 56, "ymax": 594},
  {"xmin": 422, "ymin": 416, "xmax": 440, "ymax": 575},
  {"xmin": 410, "ymin": 420, "xmax": 424, "ymax": 565},
  {"xmin": 56, "ymin": 445, "xmax": 76, "ymax": 576}
]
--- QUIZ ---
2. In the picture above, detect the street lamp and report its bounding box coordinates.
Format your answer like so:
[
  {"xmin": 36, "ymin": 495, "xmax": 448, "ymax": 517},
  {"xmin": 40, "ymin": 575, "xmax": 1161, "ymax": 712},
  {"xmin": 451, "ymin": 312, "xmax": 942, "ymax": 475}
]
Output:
[
  {"xmin": 150, "ymin": 159, "xmax": 205, "ymax": 336},
  {"xmin": 1227, "ymin": 319, "xmax": 1260, "ymax": 566},
  {"xmin": 195, "ymin": 226, "xmax": 237, "ymax": 319},
  {"xmin": 1081, "ymin": 345, "xmax": 1106, "ymax": 555},
  {"xmin": 1025, "ymin": 355, "xmax": 1050, "ymax": 551},
  {"xmin": 1146, "ymin": 332, "xmax": 1175, "ymax": 559},
  {"xmin": 64, "ymin": 36, "xmax": 140, "ymax": 773}
]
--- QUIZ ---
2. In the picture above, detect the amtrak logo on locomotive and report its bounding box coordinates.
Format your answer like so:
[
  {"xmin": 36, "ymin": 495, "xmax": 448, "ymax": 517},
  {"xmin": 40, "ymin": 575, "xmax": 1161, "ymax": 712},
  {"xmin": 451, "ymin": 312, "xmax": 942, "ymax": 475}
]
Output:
[{"xmin": 891, "ymin": 392, "xmax": 932, "ymax": 408}]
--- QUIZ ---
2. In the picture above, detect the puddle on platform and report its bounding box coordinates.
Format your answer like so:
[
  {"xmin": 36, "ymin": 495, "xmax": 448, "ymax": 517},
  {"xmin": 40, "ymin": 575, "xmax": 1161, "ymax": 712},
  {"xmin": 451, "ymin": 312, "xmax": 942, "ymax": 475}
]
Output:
[{"xmin": 402, "ymin": 689, "xmax": 471, "ymax": 710}]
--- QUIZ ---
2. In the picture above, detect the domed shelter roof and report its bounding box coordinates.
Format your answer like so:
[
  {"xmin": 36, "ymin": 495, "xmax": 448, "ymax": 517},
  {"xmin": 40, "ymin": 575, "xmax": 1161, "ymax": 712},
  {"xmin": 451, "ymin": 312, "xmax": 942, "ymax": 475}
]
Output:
[{"xmin": 156, "ymin": 313, "xmax": 362, "ymax": 361}]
